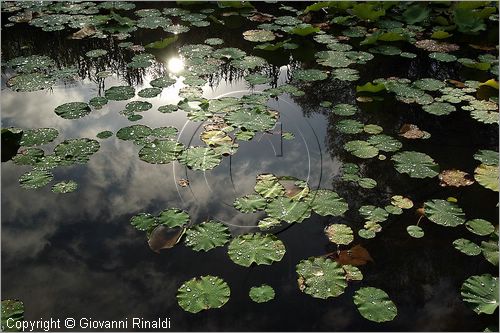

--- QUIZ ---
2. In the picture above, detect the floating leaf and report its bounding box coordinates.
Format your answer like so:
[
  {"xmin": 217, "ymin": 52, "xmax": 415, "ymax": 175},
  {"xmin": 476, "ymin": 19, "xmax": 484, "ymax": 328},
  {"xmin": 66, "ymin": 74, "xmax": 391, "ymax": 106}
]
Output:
[
  {"xmin": 429, "ymin": 52, "xmax": 457, "ymax": 62},
  {"xmin": 184, "ymin": 220, "xmax": 230, "ymax": 252},
  {"xmin": 332, "ymin": 104, "xmax": 357, "ymax": 116},
  {"xmin": 367, "ymin": 134, "xmax": 402, "ymax": 152},
  {"xmin": 324, "ymin": 224, "xmax": 354, "ymax": 245},
  {"xmin": 481, "ymin": 239, "xmax": 499, "ymax": 266},
  {"xmin": 54, "ymin": 138, "xmax": 100, "ymax": 164},
  {"xmin": 353, "ymin": 287, "xmax": 397, "ymax": 323},
  {"xmin": 227, "ymin": 233, "xmax": 286, "ymax": 267},
  {"xmin": 407, "ymin": 225, "xmax": 424, "ymax": 238},
  {"xmin": 178, "ymin": 147, "xmax": 222, "ymax": 170},
  {"xmin": 54, "ymin": 102, "xmax": 91, "ymax": 119},
  {"xmin": 474, "ymin": 164, "xmax": 499, "ymax": 192},
  {"xmin": 424, "ymin": 199, "xmax": 466, "ymax": 227},
  {"xmin": 130, "ymin": 213, "xmax": 157, "ymax": 231},
  {"xmin": 243, "ymin": 29, "xmax": 275, "ymax": 42},
  {"xmin": 177, "ymin": 275, "xmax": 230, "ymax": 313},
  {"xmin": 1, "ymin": 300, "xmax": 24, "ymax": 332},
  {"xmin": 293, "ymin": 69, "xmax": 327, "ymax": 82},
  {"xmin": 461, "ymin": 274, "xmax": 499, "ymax": 314},
  {"xmin": 453, "ymin": 238, "xmax": 481, "ymax": 256},
  {"xmin": 334, "ymin": 244, "xmax": 374, "ymax": 266},
  {"xmin": 391, "ymin": 195, "xmax": 413, "ymax": 209},
  {"xmin": 306, "ymin": 190, "xmax": 348, "ymax": 217},
  {"xmin": 422, "ymin": 102, "xmax": 456, "ymax": 116},
  {"xmin": 51, "ymin": 180, "xmax": 78, "ymax": 193},
  {"xmin": 20, "ymin": 128, "xmax": 58, "ymax": 146},
  {"xmin": 266, "ymin": 197, "xmax": 311, "ymax": 223},
  {"xmin": 359, "ymin": 205, "xmax": 388, "ymax": 223},
  {"xmin": 125, "ymin": 101, "xmax": 152, "ymax": 113},
  {"xmin": 138, "ymin": 87, "xmax": 162, "ymax": 98},
  {"xmin": 234, "ymin": 194, "xmax": 267, "ymax": 213},
  {"xmin": 296, "ymin": 257, "xmax": 347, "ymax": 299},
  {"xmin": 344, "ymin": 140, "xmax": 378, "ymax": 159},
  {"xmin": 158, "ymin": 208, "xmax": 190, "ymax": 228},
  {"xmin": 249, "ymin": 285, "xmax": 275, "ymax": 303},
  {"xmin": 254, "ymin": 174, "xmax": 285, "ymax": 199},
  {"xmin": 139, "ymin": 139, "xmax": 184, "ymax": 164},
  {"xmin": 466, "ymin": 219, "xmax": 495, "ymax": 236},
  {"xmin": 104, "ymin": 85, "xmax": 135, "ymax": 101},
  {"xmin": 439, "ymin": 169, "xmax": 475, "ymax": 187},
  {"xmin": 258, "ymin": 217, "xmax": 281, "ymax": 231},
  {"xmin": 391, "ymin": 151, "xmax": 439, "ymax": 178}
]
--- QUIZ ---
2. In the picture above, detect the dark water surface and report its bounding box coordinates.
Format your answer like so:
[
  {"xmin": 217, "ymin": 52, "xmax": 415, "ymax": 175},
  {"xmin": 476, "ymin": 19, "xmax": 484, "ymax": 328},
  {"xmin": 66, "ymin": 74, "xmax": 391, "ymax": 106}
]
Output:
[{"xmin": 1, "ymin": 1, "xmax": 499, "ymax": 331}]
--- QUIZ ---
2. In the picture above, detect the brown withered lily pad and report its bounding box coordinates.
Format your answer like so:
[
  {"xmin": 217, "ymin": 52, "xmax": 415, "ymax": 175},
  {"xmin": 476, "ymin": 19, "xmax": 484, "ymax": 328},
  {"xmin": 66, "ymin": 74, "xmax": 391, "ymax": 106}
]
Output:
[
  {"xmin": 248, "ymin": 12, "xmax": 274, "ymax": 22},
  {"xmin": 399, "ymin": 124, "xmax": 431, "ymax": 139},
  {"xmin": 148, "ymin": 225, "xmax": 186, "ymax": 253},
  {"xmin": 71, "ymin": 26, "xmax": 96, "ymax": 39},
  {"xmin": 178, "ymin": 178, "xmax": 189, "ymax": 187},
  {"xmin": 331, "ymin": 244, "xmax": 374, "ymax": 266},
  {"xmin": 438, "ymin": 169, "xmax": 475, "ymax": 187},
  {"xmin": 415, "ymin": 39, "xmax": 459, "ymax": 52}
]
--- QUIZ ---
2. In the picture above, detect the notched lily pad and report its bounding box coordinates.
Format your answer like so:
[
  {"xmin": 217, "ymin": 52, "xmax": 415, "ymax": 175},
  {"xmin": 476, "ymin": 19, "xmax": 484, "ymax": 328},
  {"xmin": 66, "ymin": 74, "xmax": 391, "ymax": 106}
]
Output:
[
  {"xmin": 249, "ymin": 285, "xmax": 275, "ymax": 303},
  {"xmin": 453, "ymin": 238, "xmax": 481, "ymax": 256},
  {"xmin": 20, "ymin": 128, "xmax": 58, "ymax": 146},
  {"xmin": 424, "ymin": 199, "xmax": 466, "ymax": 227},
  {"xmin": 324, "ymin": 224, "xmax": 354, "ymax": 245},
  {"xmin": 227, "ymin": 233, "xmax": 286, "ymax": 267},
  {"xmin": 184, "ymin": 220, "xmax": 230, "ymax": 252},
  {"xmin": 461, "ymin": 274, "xmax": 499, "ymax": 314},
  {"xmin": 51, "ymin": 180, "xmax": 78, "ymax": 193},
  {"xmin": 353, "ymin": 287, "xmax": 397, "ymax": 323},
  {"xmin": 19, "ymin": 170, "xmax": 53, "ymax": 189},
  {"xmin": 139, "ymin": 139, "xmax": 184, "ymax": 164},
  {"xmin": 54, "ymin": 102, "xmax": 91, "ymax": 119},
  {"xmin": 104, "ymin": 85, "xmax": 135, "ymax": 101},
  {"xmin": 177, "ymin": 275, "xmax": 230, "ymax": 313},
  {"xmin": 391, "ymin": 151, "xmax": 439, "ymax": 178},
  {"xmin": 178, "ymin": 147, "xmax": 222, "ymax": 171},
  {"xmin": 296, "ymin": 257, "xmax": 347, "ymax": 299}
]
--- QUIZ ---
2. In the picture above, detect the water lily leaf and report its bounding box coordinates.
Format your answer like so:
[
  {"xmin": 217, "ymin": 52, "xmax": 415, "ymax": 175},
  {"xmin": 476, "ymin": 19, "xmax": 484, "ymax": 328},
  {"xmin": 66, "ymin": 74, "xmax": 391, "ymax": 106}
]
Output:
[
  {"xmin": 204, "ymin": 37, "xmax": 224, "ymax": 45},
  {"xmin": 249, "ymin": 284, "xmax": 275, "ymax": 303},
  {"xmin": 293, "ymin": 69, "xmax": 327, "ymax": 82},
  {"xmin": 391, "ymin": 195, "xmax": 413, "ymax": 209},
  {"xmin": 474, "ymin": 164, "xmax": 499, "ymax": 192},
  {"xmin": 324, "ymin": 224, "xmax": 353, "ymax": 245},
  {"xmin": 353, "ymin": 287, "xmax": 397, "ymax": 322},
  {"xmin": 358, "ymin": 177, "xmax": 377, "ymax": 189},
  {"xmin": 296, "ymin": 257, "xmax": 347, "ymax": 299},
  {"xmin": 336, "ymin": 119, "xmax": 363, "ymax": 134},
  {"xmin": 470, "ymin": 109, "xmax": 499, "ymax": 124},
  {"xmin": 51, "ymin": 180, "xmax": 78, "ymax": 193},
  {"xmin": 7, "ymin": 55, "xmax": 55, "ymax": 72},
  {"xmin": 177, "ymin": 275, "xmax": 230, "ymax": 313},
  {"xmin": 116, "ymin": 125, "xmax": 152, "ymax": 141},
  {"xmin": 152, "ymin": 127, "xmax": 178, "ymax": 139},
  {"xmin": 254, "ymin": 174, "xmax": 285, "ymax": 199},
  {"xmin": 150, "ymin": 75, "xmax": 176, "ymax": 88},
  {"xmin": 184, "ymin": 220, "xmax": 230, "ymax": 252},
  {"xmin": 234, "ymin": 194, "xmax": 267, "ymax": 213},
  {"xmin": 258, "ymin": 217, "xmax": 281, "ymax": 231},
  {"xmin": 358, "ymin": 229, "xmax": 376, "ymax": 239},
  {"xmin": 461, "ymin": 274, "xmax": 498, "ymax": 314},
  {"xmin": 422, "ymin": 102, "xmax": 456, "ymax": 116},
  {"xmin": 424, "ymin": 199, "xmax": 466, "ymax": 227},
  {"xmin": 351, "ymin": 3, "xmax": 385, "ymax": 21},
  {"xmin": 316, "ymin": 51, "xmax": 353, "ymax": 68},
  {"xmin": 19, "ymin": 128, "xmax": 58, "ymax": 146},
  {"xmin": 363, "ymin": 124, "xmax": 383, "ymax": 135},
  {"xmin": 359, "ymin": 205, "xmax": 388, "ymax": 223},
  {"xmin": 391, "ymin": 151, "xmax": 439, "ymax": 178},
  {"xmin": 285, "ymin": 23, "xmax": 320, "ymax": 36},
  {"xmin": 19, "ymin": 170, "xmax": 53, "ymax": 189},
  {"xmin": 54, "ymin": 138, "xmax": 100, "ymax": 164},
  {"xmin": 231, "ymin": 56, "xmax": 266, "ymax": 70},
  {"xmin": 474, "ymin": 150, "xmax": 498, "ymax": 166},
  {"xmin": 89, "ymin": 96, "xmax": 108, "ymax": 109},
  {"xmin": 12, "ymin": 148, "xmax": 42, "ymax": 166},
  {"xmin": 453, "ymin": 238, "xmax": 481, "ymax": 256},
  {"xmin": 54, "ymin": 102, "xmax": 91, "ymax": 119},
  {"xmin": 407, "ymin": 225, "xmax": 424, "ymax": 238},
  {"xmin": 333, "ymin": 68, "xmax": 360, "ymax": 81},
  {"xmin": 429, "ymin": 52, "xmax": 457, "ymax": 62},
  {"xmin": 466, "ymin": 219, "xmax": 495, "ymax": 236},
  {"xmin": 7, "ymin": 73, "xmax": 55, "ymax": 92},
  {"xmin": 344, "ymin": 140, "xmax": 378, "ymax": 159},
  {"xmin": 200, "ymin": 130, "xmax": 232, "ymax": 147},
  {"xmin": 481, "ymin": 239, "xmax": 499, "ymax": 266},
  {"xmin": 158, "ymin": 208, "xmax": 190, "ymax": 228},
  {"xmin": 438, "ymin": 169, "xmax": 474, "ymax": 187},
  {"xmin": 85, "ymin": 49, "xmax": 107, "ymax": 58},
  {"xmin": 367, "ymin": 134, "xmax": 402, "ymax": 152},
  {"xmin": 130, "ymin": 213, "xmax": 157, "ymax": 231},
  {"xmin": 403, "ymin": 4, "xmax": 430, "ymax": 24},
  {"xmin": 224, "ymin": 108, "xmax": 276, "ymax": 132},
  {"xmin": 139, "ymin": 139, "xmax": 184, "ymax": 164},
  {"xmin": 104, "ymin": 85, "xmax": 135, "ymax": 101},
  {"xmin": 137, "ymin": 87, "xmax": 162, "ymax": 98},
  {"xmin": 332, "ymin": 103, "xmax": 357, "ymax": 116},
  {"xmin": 227, "ymin": 233, "xmax": 285, "ymax": 267},
  {"xmin": 413, "ymin": 78, "xmax": 446, "ymax": 91},
  {"xmin": 178, "ymin": 147, "xmax": 222, "ymax": 170},
  {"xmin": 125, "ymin": 101, "xmax": 152, "ymax": 113},
  {"xmin": 243, "ymin": 29, "xmax": 275, "ymax": 42},
  {"xmin": 306, "ymin": 189, "xmax": 348, "ymax": 217},
  {"xmin": 266, "ymin": 197, "xmax": 311, "ymax": 223},
  {"xmin": 1, "ymin": 300, "xmax": 24, "ymax": 332},
  {"xmin": 356, "ymin": 82, "xmax": 386, "ymax": 93}
]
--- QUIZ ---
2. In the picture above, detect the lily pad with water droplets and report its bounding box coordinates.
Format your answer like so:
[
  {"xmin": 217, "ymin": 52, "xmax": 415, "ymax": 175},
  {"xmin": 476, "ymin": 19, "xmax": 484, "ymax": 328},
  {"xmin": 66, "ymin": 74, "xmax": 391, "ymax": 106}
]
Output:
[
  {"xmin": 296, "ymin": 257, "xmax": 347, "ymax": 299},
  {"xmin": 254, "ymin": 174, "xmax": 285, "ymax": 199},
  {"xmin": 234, "ymin": 194, "xmax": 267, "ymax": 213},
  {"xmin": 227, "ymin": 233, "xmax": 286, "ymax": 267},
  {"xmin": 353, "ymin": 287, "xmax": 398, "ymax": 323},
  {"xmin": 138, "ymin": 87, "xmax": 162, "ymax": 98},
  {"xmin": 158, "ymin": 208, "xmax": 190, "ymax": 228},
  {"xmin": 89, "ymin": 96, "xmax": 108, "ymax": 109},
  {"xmin": 474, "ymin": 150, "xmax": 498, "ymax": 166},
  {"xmin": 265, "ymin": 197, "xmax": 311, "ymax": 223},
  {"xmin": 96, "ymin": 131, "xmax": 113, "ymax": 139},
  {"xmin": 453, "ymin": 238, "xmax": 481, "ymax": 256},
  {"xmin": 116, "ymin": 125, "xmax": 152, "ymax": 141},
  {"xmin": 249, "ymin": 285, "xmax": 275, "ymax": 303},
  {"xmin": 391, "ymin": 151, "xmax": 439, "ymax": 178},
  {"xmin": 12, "ymin": 148, "xmax": 44, "ymax": 166},
  {"xmin": 54, "ymin": 102, "xmax": 91, "ymax": 119},
  {"xmin": 130, "ymin": 213, "xmax": 157, "ymax": 231},
  {"xmin": 105, "ymin": 85, "xmax": 135, "ymax": 101},
  {"xmin": 367, "ymin": 135, "xmax": 402, "ymax": 152},
  {"xmin": 359, "ymin": 205, "xmax": 388, "ymax": 223},
  {"xmin": 258, "ymin": 217, "xmax": 281, "ymax": 231},
  {"xmin": 424, "ymin": 199, "xmax": 466, "ymax": 227},
  {"xmin": 139, "ymin": 139, "xmax": 184, "ymax": 164},
  {"xmin": 466, "ymin": 219, "xmax": 495, "ymax": 236},
  {"xmin": 293, "ymin": 69, "xmax": 327, "ymax": 82},
  {"xmin": 344, "ymin": 140, "xmax": 378, "ymax": 159},
  {"xmin": 243, "ymin": 29, "xmax": 275, "ymax": 42},
  {"xmin": 474, "ymin": 164, "xmax": 499, "ymax": 192},
  {"xmin": 336, "ymin": 119, "xmax": 364, "ymax": 134},
  {"xmin": 20, "ymin": 128, "xmax": 58, "ymax": 146},
  {"xmin": 54, "ymin": 138, "xmax": 100, "ymax": 164},
  {"xmin": 306, "ymin": 190, "xmax": 348, "ymax": 217},
  {"xmin": 231, "ymin": 56, "xmax": 266, "ymax": 70},
  {"xmin": 178, "ymin": 147, "xmax": 222, "ymax": 171},
  {"xmin": 184, "ymin": 220, "xmax": 230, "ymax": 252},
  {"xmin": 407, "ymin": 225, "xmax": 424, "ymax": 238},
  {"xmin": 51, "ymin": 180, "xmax": 78, "ymax": 193},
  {"xmin": 1, "ymin": 300, "xmax": 24, "ymax": 331},
  {"xmin": 461, "ymin": 274, "xmax": 499, "ymax": 314},
  {"xmin": 324, "ymin": 224, "xmax": 354, "ymax": 245},
  {"xmin": 391, "ymin": 195, "xmax": 413, "ymax": 209},
  {"xmin": 422, "ymin": 102, "xmax": 456, "ymax": 116},
  {"xmin": 150, "ymin": 75, "xmax": 176, "ymax": 88},
  {"xmin": 7, "ymin": 73, "xmax": 55, "ymax": 92},
  {"xmin": 224, "ymin": 108, "xmax": 276, "ymax": 133},
  {"xmin": 125, "ymin": 101, "xmax": 152, "ymax": 113},
  {"xmin": 19, "ymin": 170, "xmax": 53, "ymax": 189},
  {"xmin": 177, "ymin": 275, "xmax": 230, "ymax": 313}
]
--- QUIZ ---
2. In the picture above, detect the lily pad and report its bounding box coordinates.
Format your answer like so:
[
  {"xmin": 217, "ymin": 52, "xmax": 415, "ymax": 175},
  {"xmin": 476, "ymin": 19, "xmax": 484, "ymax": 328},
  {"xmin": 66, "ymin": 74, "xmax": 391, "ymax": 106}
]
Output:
[
  {"xmin": 424, "ymin": 199, "xmax": 466, "ymax": 227},
  {"xmin": 227, "ymin": 233, "xmax": 286, "ymax": 267},
  {"xmin": 466, "ymin": 219, "xmax": 495, "ymax": 236},
  {"xmin": 158, "ymin": 208, "xmax": 190, "ymax": 228},
  {"xmin": 105, "ymin": 85, "xmax": 135, "ymax": 101},
  {"xmin": 439, "ymin": 169, "xmax": 474, "ymax": 187},
  {"xmin": 1, "ymin": 300, "xmax": 24, "ymax": 332},
  {"xmin": 130, "ymin": 213, "xmax": 157, "ymax": 232},
  {"xmin": 391, "ymin": 195, "xmax": 413, "ymax": 209},
  {"xmin": 296, "ymin": 257, "xmax": 347, "ymax": 299},
  {"xmin": 54, "ymin": 102, "xmax": 91, "ymax": 119},
  {"xmin": 20, "ymin": 128, "xmax": 58, "ymax": 146},
  {"xmin": 429, "ymin": 52, "xmax": 457, "ymax": 62},
  {"xmin": 422, "ymin": 102, "xmax": 456, "ymax": 116},
  {"xmin": 19, "ymin": 170, "xmax": 53, "ymax": 189},
  {"xmin": 184, "ymin": 220, "xmax": 230, "ymax": 252},
  {"xmin": 391, "ymin": 151, "xmax": 439, "ymax": 178},
  {"xmin": 139, "ymin": 139, "xmax": 184, "ymax": 164},
  {"xmin": 116, "ymin": 125, "xmax": 152, "ymax": 141},
  {"xmin": 243, "ymin": 29, "xmax": 275, "ymax": 42},
  {"xmin": 249, "ymin": 285, "xmax": 275, "ymax": 303},
  {"xmin": 324, "ymin": 224, "xmax": 354, "ymax": 245},
  {"xmin": 138, "ymin": 87, "xmax": 162, "ymax": 98},
  {"xmin": 474, "ymin": 164, "xmax": 499, "ymax": 191},
  {"xmin": 254, "ymin": 174, "xmax": 285, "ymax": 199},
  {"xmin": 453, "ymin": 238, "xmax": 481, "ymax": 256},
  {"xmin": 461, "ymin": 274, "xmax": 499, "ymax": 314},
  {"xmin": 332, "ymin": 104, "xmax": 357, "ymax": 116},
  {"xmin": 266, "ymin": 197, "xmax": 311, "ymax": 223},
  {"xmin": 234, "ymin": 194, "xmax": 267, "ymax": 213},
  {"xmin": 407, "ymin": 225, "xmax": 424, "ymax": 238},
  {"xmin": 178, "ymin": 147, "xmax": 222, "ymax": 170},
  {"xmin": 474, "ymin": 150, "xmax": 498, "ymax": 166},
  {"xmin": 344, "ymin": 140, "xmax": 378, "ymax": 159},
  {"xmin": 306, "ymin": 190, "xmax": 348, "ymax": 217},
  {"xmin": 353, "ymin": 287, "xmax": 398, "ymax": 323},
  {"xmin": 54, "ymin": 138, "xmax": 100, "ymax": 164},
  {"xmin": 293, "ymin": 69, "xmax": 327, "ymax": 82},
  {"xmin": 7, "ymin": 73, "xmax": 55, "ymax": 92},
  {"xmin": 51, "ymin": 180, "xmax": 78, "ymax": 193},
  {"xmin": 177, "ymin": 275, "xmax": 230, "ymax": 313},
  {"xmin": 85, "ymin": 49, "xmax": 107, "ymax": 58}
]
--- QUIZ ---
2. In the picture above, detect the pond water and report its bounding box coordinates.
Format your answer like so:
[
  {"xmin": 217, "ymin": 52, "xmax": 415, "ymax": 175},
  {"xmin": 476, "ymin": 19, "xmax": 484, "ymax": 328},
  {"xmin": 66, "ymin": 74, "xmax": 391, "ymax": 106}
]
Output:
[{"xmin": 1, "ymin": 1, "xmax": 499, "ymax": 331}]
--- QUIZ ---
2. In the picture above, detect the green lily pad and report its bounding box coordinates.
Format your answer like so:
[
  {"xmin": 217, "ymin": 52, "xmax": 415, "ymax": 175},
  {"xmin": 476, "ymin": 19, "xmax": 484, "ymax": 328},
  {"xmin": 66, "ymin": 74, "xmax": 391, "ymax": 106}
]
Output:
[
  {"xmin": 105, "ymin": 85, "xmax": 135, "ymax": 101},
  {"xmin": 184, "ymin": 220, "xmax": 230, "ymax": 252},
  {"xmin": 296, "ymin": 257, "xmax": 347, "ymax": 299},
  {"xmin": 243, "ymin": 29, "xmax": 275, "ymax": 42},
  {"xmin": 363, "ymin": 124, "xmax": 383, "ymax": 135},
  {"xmin": 424, "ymin": 199, "xmax": 466, "ymax": 227},
  {"xmin": 54, "ymin": 102, "xmax": 91, "ymax": 119},
  {"xmin": 158, "ymin": 104, "xmax": 178, "ymax": 113},
  {"xmin": 7, "ymin": 73, "xmax": 55, "ymax": 92},
  {"xmin": 51, "ymin": 180, "xmax": 78, "ymax": 193},
  {"xmin": 474, "ymin": 150, "xmax": 498, "ymax": 166},
  {"xmin": 125, "ymin": 101, "xmax": 152, "ymax": 113},
  {"xmin": 353, "ymin": 287, "xmax": 398, "ymax": 323},
  {"xmin": 150, "ymin": 75, "xmax": 176, "ymax": 88},
  {"xmin": 391, "ymin": 195, "xmax": 414, "ymax": 209},
  {"xmin": 153, "ymin": 127, "xmax": 178, "ymax": 139},
  {"xmin": 227, "ymin": 233, "xmax": 286, "ymax": 267},
  {"xmin": 413, "ymin": 78, "xmax": 446, "ymax": 91},
  {"xmin": 429, "ymin": 52, "xmax": 457, "ymax": 62},
  {"xmin": 258, "ymin": 217, "xmax": 281, "ymax": 231},
  {"xmin": 316, "ymin": 51, "xmax": 353, "ymax": 68},
  {"xmin": 358, "ymin": 229, "xmax": 376, "ymax": 239},
  {"xmin": 224, "ymin": 108, "xmax": 276, "ymax": 133},
  {"xmin": 391, "ymin": 151, "xmax": 439, "ymax": 178},
  {"xmin": 461, "ymin": 274, "xmax": 499, "ymax": 314},
  {"xmin": 139, "ymin": 139, "xmax": 184, "ymax": 164},
  {"xmin": 367, "ymin": 135, "xmax": 402, "ymax": 152},
  {"xmin": 254, "ymin": 174, "xmax": 285, "ymax": 199},
  {"xmin": 293, "ymin": 69, "xmax": 327, "ymax": 82},
  {"xmin": 336, "ymin": 119, "xmax": 364, "ymax": 134},
  {"xmin": 466, "ymin": 219, "xmax": 495, "ymax": 236},
  {"xmin": 481, "ymin": 239, "xmax": 499, "ymax": 266},
  {"xmin": 324, "ymin": 224, "xmax": 354, "ymax": 245},
  {"xmin": 96, "ymin": 131, "xmax": 113, "ymax": 139},
  {"xmin": 422, "ymin": 102, "xmax": 457, "ymax": 116},
  {"xmin": 130, "ymin": 213, "xmax": 157, "ymax": 231},
  {"xmin": 453, "ymin": 238, "xmax": 481, "ymax": 256},
  {"xmin": 265, "ymin": 197, "xmax": 311, "ymax": 223},
  {"xmin": 470, "ymin": 110, "xmax": 499, "ymax": 124},
  {"xmin": 138, "ymin": 87, "xmax": 162, "ymax": 98},
  {"xmin": 20, "ymin": 128, "xmax": 58, "ymax": 146},
  {"xmin": 200, "ymin": 130, "xmax": 232, "ymax": 147},
  {"xmin": 177, "ymin": 275, "xmax": 230, "ymax": 313},
  {"xmin": 245, "ymin": 73, "xmax": 271, "ymax": 85},
  {"xmin": 234, "ymin": 194, "xmax": 267, "ymax": 213},
  {"xmin": 178, "ymin": 147, "xmax": 222, "ymax": 170},
  {"xmin": 204, "ymin": 38, "xmax": 224, "ymax": 45},
  {"xmin": 474, "ymin": 164, "xmax": 499, "ymax": 191},
  {"xmin": 306, "ymin": 190, "xmax": 348, "ymax": 217},
  {"xmin": 12, "ymin": 148, "xmax": 44, "ymax": 166},
  {"xmin": 344, "ymin": 140, "xmax": 378, "ymax": 159},
  {"xmin": 407, "ymin": 225, "xmax": 424, "ymax": 238},
  {"xmin": 85, "ymin": 49, "xmax": 107, "ymax": 58},
  {"xmin": 358, "ymin": 178, "xmax": 377, "ymax": 189},
  {"xmin": 7, "ymin": 55, "xmax": 55, "ymax": 72},
  {"xmin": 116, "ymin": 125, "xmax": 152, "ymax": 141},
  {"xmin": 158, "ymin": 208, "xmax": 190, "ymax": 228},
  {"xmin": 359, "ymin": 205, "xmax": 388, "ymax": 223},
  {"xmin": 249, "ymin": 285, "xmax": 275, "ymax": 303},
  {"xmin": 231, "ymin": 56, "xmax": 266, "ymax": 70},
  {"xmin": 385, "ymin": 205, "xmax": 402, "ymax": 215},
  {"xmin": 89, "ymin": 96, "xmax": 108, "ymax": 109},
  {"xmin": 1, "ymin": 300, "xmax": 24, "ymax": 332},
  {"xmin": 54, "ymin": 138, "xmax": 100, "ymax": 164},
  {"xmin": 19, "ymin": 170, "xmax": 53, "ymax": 189}
]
